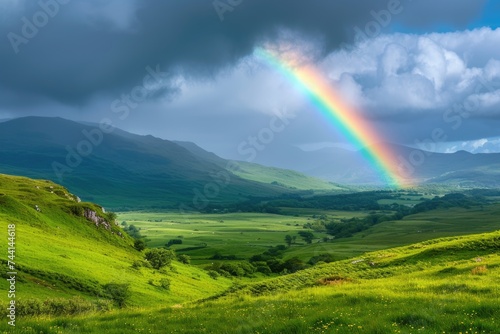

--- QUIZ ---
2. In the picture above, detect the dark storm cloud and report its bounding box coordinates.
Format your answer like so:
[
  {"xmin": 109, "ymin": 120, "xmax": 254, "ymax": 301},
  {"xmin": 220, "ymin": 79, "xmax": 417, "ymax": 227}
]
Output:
[{"xmin": 0, "ymin": 0, "xmax": 486, "ymax": 108}]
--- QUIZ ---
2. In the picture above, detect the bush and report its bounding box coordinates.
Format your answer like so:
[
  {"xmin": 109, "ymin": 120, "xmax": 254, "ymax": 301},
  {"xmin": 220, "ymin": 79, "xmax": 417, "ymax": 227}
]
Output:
[
  {"xmin": 13, "ymin": 297, "xmax": 97, "ymax": 317},
  {"xmin": 134, "ymin": 239, "xmax": 147, "ymax": 251},
  {"xmin": 208, "ymin": 270, "xmax": 219, "ymax": 280},
  {"xmin": 308, "ymin": 253, "xmax": 336, "ymax": 265},
  {"xmin": 160, "ymin": 278, "xmax": 171, "ymax": 290},
  {"xmin": 131, "ymin": 260, "xmax": 152, "ymax": 269},
  {"xmin": 103, "ymin": 283, "xmax": 130, "ymax": 308},
  {"xmin": 145, "ymin": 249, "xmax": 176, "ymax": 270},
  {"xmin": 166, "ymin": 239, "xmax": 183, "ymax": 247},
  {"xmin": 177, "ymin": 254, "xmax": 191, "ymax": 265}
]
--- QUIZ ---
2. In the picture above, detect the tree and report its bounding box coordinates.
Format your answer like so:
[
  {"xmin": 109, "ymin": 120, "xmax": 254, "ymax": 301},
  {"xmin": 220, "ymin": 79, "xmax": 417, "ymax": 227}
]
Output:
[
  {"xmin": 177, "ymin": 254, "xmax": 190, "ymax": 265},
  {"xmin": 145, "ymin": 249, "xmax": 175, "ymax": 270},
  {"xmin": 134, "ymin": 239, "xmax": 146, "ymax": 251},
  {"xmin": 282, "ymin": 257, "xmax": 306, "ymax": 273},
  {"xmin": 166, "ymin": 239, "xmax": 183, "ymax": 247},
  {"xmin": 285, "ymin": 235, "xmax": 293, "ymax": 247},
  {"xmin": 298, "ymin": 231, "xmax": 315, "ymax": 244}
]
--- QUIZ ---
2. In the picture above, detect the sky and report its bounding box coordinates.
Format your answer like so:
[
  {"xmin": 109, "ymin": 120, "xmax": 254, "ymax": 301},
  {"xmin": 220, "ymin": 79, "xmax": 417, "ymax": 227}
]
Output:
[{"xmin": 1, "ymin": 0, "xmax": 500, "ymax": 165}]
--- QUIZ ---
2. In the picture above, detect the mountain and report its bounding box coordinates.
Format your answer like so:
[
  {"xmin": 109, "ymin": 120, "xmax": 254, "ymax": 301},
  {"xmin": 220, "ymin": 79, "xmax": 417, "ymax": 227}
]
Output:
[
  {"xmin": 251, "ymin": 142, "xmax": 500, "ymax": 187},
  {"xmin": 0, "ymin": 117, "xmax": 338, "ymax": 210},
  {"xmin": 174, "ymin": 141, "xmax": 344, "ymax": 191},
  {"xmin": 0, "ymin": 117, "xmax": 280, "ymax": 209}
]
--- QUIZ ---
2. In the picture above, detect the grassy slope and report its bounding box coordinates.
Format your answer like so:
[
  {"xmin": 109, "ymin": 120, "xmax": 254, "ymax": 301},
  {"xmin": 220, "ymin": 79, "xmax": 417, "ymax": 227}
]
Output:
[
  {"xmin": 0, "ymin": 174, "xmax": 231, "ymax": 308},
  {"xmin": 286, "ymin": 204, "xmax": 500, "ymax": 260},
  {"xmin": 231, "ymin": 161, "xmax": 343, "ymax": 191},
  {"xmin": 10, "ymin": 230, "xmax": 500, "ymax": 333}
]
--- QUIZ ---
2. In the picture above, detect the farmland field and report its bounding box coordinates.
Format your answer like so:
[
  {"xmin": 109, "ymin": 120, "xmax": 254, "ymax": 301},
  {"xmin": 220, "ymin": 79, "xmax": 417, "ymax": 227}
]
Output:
[{"xmin": 120, "ymin": 204, "xmax": 500, "ymax": 264}]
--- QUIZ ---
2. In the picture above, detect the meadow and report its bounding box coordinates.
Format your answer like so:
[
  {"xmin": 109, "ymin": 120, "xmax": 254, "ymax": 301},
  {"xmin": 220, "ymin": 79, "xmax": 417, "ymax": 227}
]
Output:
[
  {"xmin": 5, "ymin": 230, "xmax": 499, "ymax": 333},
  {"xmin": 2, "ymin": 173, "xmax": 499, "ymax": 333},
  {"xmin": 121, "ymin": 204, "xmax": 500, "ymax": 264},
  {"xmin": 118, "ymin": 210, "xmax": 372, "ymax": 265}
]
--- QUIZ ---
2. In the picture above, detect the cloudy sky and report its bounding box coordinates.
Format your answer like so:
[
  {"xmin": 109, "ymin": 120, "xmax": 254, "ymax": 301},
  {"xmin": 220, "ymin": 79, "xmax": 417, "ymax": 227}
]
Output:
[{"xmin": 1, "ymin": 0, "xmax": 500, "ymax": 164}]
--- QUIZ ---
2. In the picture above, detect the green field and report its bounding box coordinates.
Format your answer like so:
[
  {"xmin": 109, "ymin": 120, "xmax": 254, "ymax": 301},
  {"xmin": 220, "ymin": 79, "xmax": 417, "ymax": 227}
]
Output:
[
  {"xmin": 5, "ymin": 230, "xmax": 499, "ymax": 333},
  {"xmin": 122, "ymin": 204, "xmax": 500, "ymax": 263},
  {"xmin": 2, "ymin": 173, "xmax": 500, "ymax": 333},
  {"xmin": 118, "ymin": 211, "xmax": 372, "ymax": 264}
]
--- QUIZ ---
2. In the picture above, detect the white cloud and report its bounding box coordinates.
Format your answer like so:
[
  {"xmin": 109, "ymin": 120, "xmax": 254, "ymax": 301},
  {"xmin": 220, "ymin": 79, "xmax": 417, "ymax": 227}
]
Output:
[
  {"xmin": 321, "ymin": 27, "xmax": 500, "ymax": 118},
  {"xmin": 440, "ymin": 137, "xmax": 500, "ymax": 154}
]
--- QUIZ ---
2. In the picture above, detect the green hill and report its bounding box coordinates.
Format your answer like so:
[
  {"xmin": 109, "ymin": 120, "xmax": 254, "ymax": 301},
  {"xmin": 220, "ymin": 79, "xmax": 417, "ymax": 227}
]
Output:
[
  {"xmin": 174, "ymin": 141, "xmax": 343, "ymax": 191},
  {"xmin": 6, "ymin": 229, "xmax": 499, "ymax": 333},
  {"xmin": 1, "ymin": 173, "xmax": 498, "ymax": 333},
  {"xmin": 0, "ymin": 174, "xmax": 232, "ymax": 313}
]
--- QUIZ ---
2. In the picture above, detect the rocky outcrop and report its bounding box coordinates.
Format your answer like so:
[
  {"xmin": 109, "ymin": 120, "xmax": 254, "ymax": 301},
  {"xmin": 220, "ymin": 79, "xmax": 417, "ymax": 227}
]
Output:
[{"xmin": 83, "ymin": 209, "xmax": 111, "ymax": 230}]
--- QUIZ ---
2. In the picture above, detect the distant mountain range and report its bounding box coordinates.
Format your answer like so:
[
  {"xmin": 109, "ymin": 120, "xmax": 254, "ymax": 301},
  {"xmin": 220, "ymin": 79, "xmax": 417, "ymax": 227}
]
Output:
[
  {"xmin": 235, "ymin": 140, "xmax": 500, "ymax": 187},
  {"xmin": 1, "ymin": 117, "xmax": 499, "ymax": 210},
  {"xmin": 0, "ymin": 117, "xmax": 339, "ymax": 210}
]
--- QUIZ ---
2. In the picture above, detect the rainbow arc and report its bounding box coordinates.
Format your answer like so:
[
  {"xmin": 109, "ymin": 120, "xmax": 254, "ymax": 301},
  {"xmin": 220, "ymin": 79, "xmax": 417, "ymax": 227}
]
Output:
[{"xmin": 256, "ymin": 47, "xmax": 412, "ymax": 188}]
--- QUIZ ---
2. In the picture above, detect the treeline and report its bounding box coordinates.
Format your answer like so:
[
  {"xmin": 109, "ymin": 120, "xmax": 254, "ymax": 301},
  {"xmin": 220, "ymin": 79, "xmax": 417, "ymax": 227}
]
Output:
[
  {"xmin": 201, "ymin": 191, "xmax": 399, "ymax": 214},
  {"xmin": 204, "ymin": 245, "xmax": 336, "ymax": 278},
  {"xmin": 323, "ymin": 193, "xmax": 489, "ymax": 239},
  {"xmin": 411, "ymin": 193, "xmax": 488, "ymax": 214}
]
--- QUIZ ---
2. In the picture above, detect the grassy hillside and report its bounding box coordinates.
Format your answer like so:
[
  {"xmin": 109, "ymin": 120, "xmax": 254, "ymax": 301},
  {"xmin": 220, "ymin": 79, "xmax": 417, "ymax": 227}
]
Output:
[
  {"xmin": 174, "ymin": 140, "xmax": 345, "ymax": 191},
  {"xmin": 8, "ymin": 230, "xmax": 499, "ymax": 333},
  {"xmin": 0, "ymin": 174, "xmax": 232, "ymax": 312},
  {"xmin": 231, "ymin": 161, "xmax": 343, "ymax": 191}
]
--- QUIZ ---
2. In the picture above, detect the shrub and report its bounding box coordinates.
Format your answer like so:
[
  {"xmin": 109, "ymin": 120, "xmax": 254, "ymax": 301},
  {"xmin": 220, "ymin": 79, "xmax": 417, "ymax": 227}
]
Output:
[
  {"xmin": 103, "ymin": 283, "xmax": 130, "ymax": 308},
  {"xmin": 208, "ymin": 270, "xmax": 219, "ymax": 280},
  {"xmin": 166, "ymin": 239, "xmax": 183, "ymax": 247},
  {"xmin": 134, "ymin": 239, "xmax": 147, "ymax": 251},
  {"xmin": 131, "ymin": 260, "xmax": 152, "ymax": 269},
  {"xmin": 177, "ymin": 254, "xmax": 191, "ymax": 265},
  {"xmin": 14, "ymin": 297, "xmax": 97, "ymax": 317},
  {"xmin": 160, "ymin": 278, "xmax": 171, "ymax": 290},
  {"xmin": 145, "ymin": 249, "xmax": 176, "ymax": 270}
]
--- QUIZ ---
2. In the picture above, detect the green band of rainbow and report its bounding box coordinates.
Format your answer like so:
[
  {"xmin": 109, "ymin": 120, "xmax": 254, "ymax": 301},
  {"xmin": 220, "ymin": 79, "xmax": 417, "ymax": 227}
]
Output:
[{"xmin": 256, "ymin": 48, "xmax": 411, "ymax": 188}]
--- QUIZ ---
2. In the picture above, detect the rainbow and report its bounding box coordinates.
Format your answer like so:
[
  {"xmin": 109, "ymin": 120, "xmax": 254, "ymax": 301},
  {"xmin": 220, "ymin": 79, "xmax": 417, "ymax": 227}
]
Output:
[{"xmin": 256, "ymin": 47, "xmax": 411, "ymax": 188}]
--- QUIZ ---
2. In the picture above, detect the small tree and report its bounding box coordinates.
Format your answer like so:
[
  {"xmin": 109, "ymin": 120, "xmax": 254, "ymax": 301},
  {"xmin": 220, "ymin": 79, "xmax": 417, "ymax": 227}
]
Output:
[
  {"xmin": 298, "ymin": 231, "xmax": 315, "ymax": 244},
  {"xmin": 177, "ymin": 254, "xmax": 191, "ymax": 265},
  {"xmin": 166, "ymin": 239, "xmax": 183, "ymax": 247},
  {"xmin": 145, "ymin": 249, "xmax": 175, "ymax": 270},
  {"xmin": 285, "ymin": 235, "xmax": 293, "ymax": 247},
  {"xmin": 134, "ymin": 239, "xmax": 146, "ymax": 251}
]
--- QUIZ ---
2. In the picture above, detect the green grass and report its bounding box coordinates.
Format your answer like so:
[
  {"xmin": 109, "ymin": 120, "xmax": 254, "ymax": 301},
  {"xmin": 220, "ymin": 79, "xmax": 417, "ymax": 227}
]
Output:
[
  {"xmin": 285, "ymin": 204, "xmax": 500, "ymax": 260},
  {"xmin": 119, "ymin": 211, "xmax": 327, "ymax": 264},
  {"xmin": 6, "ymin": 230, "xmax": 499, "ymax": 333},
  {"xmin": 0, "ymin": 174, "xmax": 232, "ymax": 310},
  {"xmin": 1, "ymin": 173, "xmax": 499, "ymax": 333},
  {"xmin": 118, "ymin": 210, "xmax": 379, "ymax": 265},
  {"xmin": 232, "ymin": 161, "xmax": 344, "ymax": 191},
  {"xmin": 121, "ymin": 204, "xmax": 500, "ymax": 264}
]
